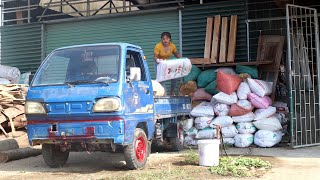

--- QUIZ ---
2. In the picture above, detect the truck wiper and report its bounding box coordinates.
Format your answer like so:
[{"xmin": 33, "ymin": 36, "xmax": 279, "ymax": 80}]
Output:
[{"xmin": 64, "ymin": 80, "xmax": 106, "ymax": 85}]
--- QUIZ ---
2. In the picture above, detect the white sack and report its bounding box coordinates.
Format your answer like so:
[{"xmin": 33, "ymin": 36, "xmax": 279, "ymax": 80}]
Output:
[
  {"xmin": 213, "ymin": 103, "xmax": 230, "ymax": 116},
  {"xmin": 237, "ymin": 82, "xmax": 251, "ymax": 100},
  {"xmin": 0, "ymin": 78, "xmax": 11, "ymax": 84},
  {"xmin": 0, "ymin": 65, "xmax": 21, "ymax": 83},
  {"xmin": 254, "ymin": 130, "xmax": 283, "ymax": 147},
  {"xmin": 185, "ymin": 127, "xmax": 198, "ymax": 136},
  {"xmin": 210, "ymin": 116, "xmax": 233, "ymax": 128},
  {"xmin": 223, "ymin": 138, "xmax": 235, "ymax": 145},
  {"xmin": 221, "ymin": 124, "xmax": 238, "ymax": 138},
  {"xmin": 151, "ymin": 80, "xmax": 165, "ymax": 96},
  {"xmin": 195, "ymin": 128, "xmax": 216, "ymax": 139},
  {"xmin": 237, "ymin": 100, "xmax": 253, "ymax": 110},
  {"xmin": 156, "ymin": 58, "xmax": 192, "ymax": 82},
  {"xmin": 184, "ymin": 135, "xmax": 198, "ymax": 146},
  {"xmin": 247, "ymin": 78, "xmax": 273, "ymax": 97},
  {"xmin": 234, "ymin": 134, "xmax": 254, "ymax": 148},
  {"xmin": 215, "ymin": 67, "xmax": 236, "ymax": 75},
  {"xmin": 236, "ymin": 122, "xmax": 257, "ymax": 134},
  {"xmin": 232, "ymin": 112, "xmax": 255, "ymax": 123},
  {"xmin": 254, "ymin": 106, "xmax": 277, "ymax": 120},
  {"xmin": 181, "ymin": 118, "xmax": 194, "ymax": 131},
  {"xmin": 212, "ymin": 92, "xmax": 238, "ymax": 105},
  {"xmin": 253, "ymin": 116, "xmax": 282, "ymax": 131},
  {"xmin": 195, "ymin": 116, "xmax": 213, "ymax": 130},
  {"xmin": 190, "ymin": 102, "xmax": 214, "ymax": 117}
]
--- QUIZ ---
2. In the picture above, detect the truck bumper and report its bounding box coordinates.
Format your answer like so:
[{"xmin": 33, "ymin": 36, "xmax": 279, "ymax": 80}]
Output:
[{"xmin": 27, "ymin": 119, "xmax": 125, "ymax": 146}]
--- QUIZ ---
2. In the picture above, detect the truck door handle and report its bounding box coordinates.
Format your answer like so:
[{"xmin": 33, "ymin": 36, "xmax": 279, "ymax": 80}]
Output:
[{"xmin": 146, "ymin": 89, "xmax": 150, "ymax": 94}]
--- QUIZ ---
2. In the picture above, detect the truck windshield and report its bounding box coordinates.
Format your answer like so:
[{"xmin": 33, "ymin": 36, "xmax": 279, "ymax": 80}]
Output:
[{"xmin": 32, "ymin": 45, "xmax": 120, "ymax": 86}]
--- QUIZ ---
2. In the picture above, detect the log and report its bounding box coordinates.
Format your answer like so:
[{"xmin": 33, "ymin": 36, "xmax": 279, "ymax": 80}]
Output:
[
  {"xmin": 0, "ymin": 147, "xmax": 42, "ymax": 163},
  {"xmin": 0, "ymin": 139, "xmax": 19, "ymax": 151}
]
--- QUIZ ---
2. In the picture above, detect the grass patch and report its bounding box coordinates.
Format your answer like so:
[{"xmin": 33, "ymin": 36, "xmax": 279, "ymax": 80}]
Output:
[
  {"xmin": 184, "ymin": 149, "xmax": 199, "ymax": 165},
  {"xmin": 209, "ymin": 156, "xmax": 272, "ymax": 177}
]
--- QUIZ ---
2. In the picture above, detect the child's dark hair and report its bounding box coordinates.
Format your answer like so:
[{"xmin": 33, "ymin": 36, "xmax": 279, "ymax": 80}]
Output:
[{"xmin": 161, "ymin": 32, "xmax": 171, "ymax": 39}]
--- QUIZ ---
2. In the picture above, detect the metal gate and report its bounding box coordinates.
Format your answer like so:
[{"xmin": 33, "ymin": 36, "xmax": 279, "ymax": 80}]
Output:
[{"xmin": 286, "ymin": 4, "xmax": 320, "ymax": 147}]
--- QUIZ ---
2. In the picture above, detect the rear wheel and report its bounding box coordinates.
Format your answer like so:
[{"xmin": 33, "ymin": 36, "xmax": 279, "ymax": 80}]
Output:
[
  {"xmin": 42, "ymin": 144, "xmax": 69, "ymax": 168},
  {"xmin": 124, "ymin": 128, "xmax": 149, "ymax": 169},
  {"xmin": 169, "ymin": 126, "xmax": 184, "ymax": 151}
]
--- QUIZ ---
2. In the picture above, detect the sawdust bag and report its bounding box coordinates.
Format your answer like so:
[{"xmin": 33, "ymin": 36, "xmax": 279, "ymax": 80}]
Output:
[
  {"xmin": 236, "ymin": 65, "xmax": 258, "ymax": 79},
  {"xmin": 0, "ymin": 65, "xmax": 21, "ymax": 83},
  {"xmin": 216, "ymin": 70, "xmax": 242, "ymax": 94},
  {"xmin": 151, "ymin": 80, "xmax": 165, "ymax": 96},
  {"xmin": 156, "ymin": 58, "xmax": 192, "ymax": 82},
  {"xmin": 197, "ymin": 69, "xmax": 217, "ymax": 88},
  {"xmin": 182, "ymin": 65, "xmax": 201, "ymax": 83},
  {"xmin": 179, "ymin": 81, "xmax": 197, "ymax": 96}
]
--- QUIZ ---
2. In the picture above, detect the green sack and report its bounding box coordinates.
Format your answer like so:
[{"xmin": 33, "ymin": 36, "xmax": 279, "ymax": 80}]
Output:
[
  {"xmin": 183, "ymin": 65, "xmax": 202, "ymax": 83},
  {"xmin": 197, "ymin": 69, "xmax": 217, "ymax": 88},
  {"xmin": 236, "ymin": 65, "xmax": 258, "ymax": 79},
  {"xmin": 204, "ymin": 81, "xmax": 219, "ymax": 95}
]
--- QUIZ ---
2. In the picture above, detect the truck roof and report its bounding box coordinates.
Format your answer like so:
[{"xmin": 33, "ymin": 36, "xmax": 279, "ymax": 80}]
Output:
[{"xmin": 54, "ymin": 43, "xmax": 142, "ymax": 51}]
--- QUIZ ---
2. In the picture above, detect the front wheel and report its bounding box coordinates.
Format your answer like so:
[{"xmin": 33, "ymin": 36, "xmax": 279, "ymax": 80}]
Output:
[
  {"xmin": 124, "ymin": 128, "xmax": 149, "ymax": 169},
  {"xmin": 42, "ymin": 144, "xmax": 69, "ymax": 168}
]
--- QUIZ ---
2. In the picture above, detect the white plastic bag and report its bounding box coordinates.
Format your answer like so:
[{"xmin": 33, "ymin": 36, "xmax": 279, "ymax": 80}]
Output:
[
  {"xmin": 236, "ymin": 122, "xmax": 257, "ymax": 134},
  {"xmin": 223, "ymin": 138, "xmax": 235, "ymax": 145},
  {"xmin": 151, "ymin": 80, "xmax": 165, "ymax": 96},
  {"xmin": 247, "ymin": 78, "xmax": 273, "ymax": 97},
  {"xmin": 237, "ymin": 100, "xmax": 252, "ymax": 110},
  {"xmin": 210, "ymin": 116, "xmax": 233, "ymax": 128},
  {"xmin": 156, "ymin": 58, "xmax": 192, "ymax": 82},
  {"xmin": 19, "ymin": 72, "xmax": 31, "ymax": 84},
  {"xmin": 0, "ymin": 65, "xmax": 21, "ymax": 83},
  {"xmin": 232, "ymin": 112, "xmax": 255, "ymax": 123},
  {"xmin": 212, "ymin": 92, "xmax": 238, "ymax": 105},
  {"xmin": 0, "ymin": 78, "xmax": 11, "ymax": 84},
  {"xmin": 195, "ymin": 117, "xmax": 213, "ymax": 130},
  {"xmin": 215, "ymin": 67, "xmax": 236, "ymax": 75},
  {"xmin": 213, "ymin": 103, "xmax": 230, "ymax": 116},
  {"xmin": 185, "ymin": 127, "xmax": 198, "ymax": 136},
  {"xmin": 237, "ymin": 82, "xmax": 251, "ymax": 100},
  {"xmin": 254, "ymin": 130, "xmax": 283, "ymax": 147},
  {"xmin": 195, "ymin": 127, "xmax": 216, "ymax": 139},
  {"xmin": 234, "ymin": 134, "xmax": 254, "ymax": 148},
  {"xmin": 181, "ymin": 118, "xmax": 194, "ymax": 131},
  {"xmin": 184, "ymin": 135, "xmax": 198, "ymax": 146},
  {"xmin": 253, "ymin": 116, "xmax": 282, "ymax": 131},
  {"xmin": 190, "ymin": 102, "xmax": 214, "ymax": 117},
  {"xmin": 254, "ymin": 106, "xmax": 277, "ymax": 120},
  {"xmin": 221, "ymin": 125, "xmax": 238, "ymax": 138}
]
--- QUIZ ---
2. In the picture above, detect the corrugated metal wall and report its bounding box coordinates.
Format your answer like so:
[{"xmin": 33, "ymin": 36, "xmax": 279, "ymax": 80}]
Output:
[
  {"xmin": 182, "ymin": 0, "xmax": 247, "ymax": 62},
  {"xmin": 0, "ymin": 24, "xmax": 42, "ymax": 73},
  {"xmin": 44, "ymin": 11, "xmax": 180, "ymax": 79}
]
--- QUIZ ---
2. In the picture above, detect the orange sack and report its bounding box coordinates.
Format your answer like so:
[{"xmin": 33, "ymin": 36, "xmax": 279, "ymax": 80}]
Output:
[{"xmin": 216, "ymin": 70, "xmax": 242, "ymax": 94}]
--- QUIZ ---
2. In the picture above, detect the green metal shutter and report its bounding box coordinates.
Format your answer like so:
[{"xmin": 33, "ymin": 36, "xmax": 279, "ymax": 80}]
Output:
[
  {"xmin": 182, "ymin": 1, "xmax": 247, "ymax": 62},
  {"xmin": 0, "ymin": 23, "xmax": 42, "ymax": 73},
  {"xmin": 44, "ymin": 11, "xmax": 180, "ymax": 79}
]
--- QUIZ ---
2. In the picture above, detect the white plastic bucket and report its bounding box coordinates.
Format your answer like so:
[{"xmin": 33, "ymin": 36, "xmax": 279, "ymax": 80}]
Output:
[{"xmin": 197, "ymin": 139, "xmax": 220, "ymax": 166}]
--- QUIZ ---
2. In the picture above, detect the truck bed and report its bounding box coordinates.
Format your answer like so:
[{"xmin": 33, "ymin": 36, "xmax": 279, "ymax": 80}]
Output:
[{"xmin": 154, "ymin": 96, "xmax": 191, "ymax": 119}]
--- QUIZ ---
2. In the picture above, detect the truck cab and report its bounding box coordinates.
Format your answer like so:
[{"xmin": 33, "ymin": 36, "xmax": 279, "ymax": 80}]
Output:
[{"xmin": 26, "ymin": 43, "xmax": 191, "ymax": 169}]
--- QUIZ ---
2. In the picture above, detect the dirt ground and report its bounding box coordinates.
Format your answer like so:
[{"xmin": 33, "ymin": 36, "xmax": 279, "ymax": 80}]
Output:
[{"xmin": 0, "ymin": 145, "xmax": 320, "ymax": 180}]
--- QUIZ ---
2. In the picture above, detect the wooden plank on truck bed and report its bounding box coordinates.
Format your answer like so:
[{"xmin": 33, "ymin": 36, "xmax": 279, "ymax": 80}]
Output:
[
  {"xmin": 204, "ymin": 17, "xmax": 213, "ymax": 59},
  {"xmin": 219, "ymin": 17, "xmax": 229, "ymax": 63},
  {"xmin": 227, "ymin": 15, "xmax": 238, "ymax": 63},
  {"xmin": 211, "ymin": 15, "xmax": 221, "ymax": 64}
]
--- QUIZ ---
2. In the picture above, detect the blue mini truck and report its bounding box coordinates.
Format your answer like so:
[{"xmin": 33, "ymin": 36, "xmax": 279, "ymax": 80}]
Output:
[{"xmin": 26, "ymin": 43, "xmax": 191, "ymax": 169}]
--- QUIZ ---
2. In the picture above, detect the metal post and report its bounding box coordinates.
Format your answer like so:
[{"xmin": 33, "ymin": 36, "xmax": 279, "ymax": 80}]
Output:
[
  {"xmin": 314, "ymin": 9, "xmax": 320, "ymax": 135},
  {"xmin": 41, "ymin": 23, "xmax": 45, "ymax": 61},
  {"xmin": 87, "ymin": 0, "xmax": 90, "ymax": 16},
  {"xmin": 246, "ymin": 20, "xmax": 250, "ymax": 61},
  {"xmin": 179, "ymin": 9, "xmax": 182, "ymax": 56},
  {"xmin": 123, "ymin": 0, "xmax": 126, "ymax": 12},
  {"xmin": 28, "ymin": 0, "xmax": 30, "ymax": 23}
]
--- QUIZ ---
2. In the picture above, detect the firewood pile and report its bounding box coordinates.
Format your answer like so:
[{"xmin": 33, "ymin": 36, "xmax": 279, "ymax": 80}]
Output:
[{"xmin": 0, "ymin": 84, "xmax": 28, "ymax": 137}]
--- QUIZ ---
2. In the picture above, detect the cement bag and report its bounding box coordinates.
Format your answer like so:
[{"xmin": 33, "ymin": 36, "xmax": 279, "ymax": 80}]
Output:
[
  {"xmin": 0, "ymin": 65, "xmax": 21, "ymax": 83},
  {"xmin": 151, "ymin": 80, "xmax": 165, "ymax": 96},
  {"xmin": 236, "ymin": 65, "xmax": 258, "ymax": 79},
  {"xmin": 253, "ymin": 116, "xmax": 282, "ymax": 131},
  {"xmin": 213, "ymin": 103, "xmax": 230, "ymax": 116},
  {"xmin": 195, "ymin": 127, "xmax": 216, "ymax": 139},
  {"xmin": 247, "ymin": 78, "xmax": 273, "ymax": 97},
  {"xmin": 216, "ymin": 70, "xmax": 242, "ymax": 94},
  {"xmin": 184, "ymin": 135, "xmax": 198, "ymax": 146},
  {"xmin": 190, "ymin": 102, "xmax": 214, "ymax": 117},
  {"xmin": 204, "ymin": 81, "xmax": 219, "ymax": 95},
  {"xmin": 212, "ymin": 92, "xmax": 238, "ymax": 105},
  {"xmin": 156, "ymin": 58, "xmax": 192, "ymax": 82},
  {"xmin": 222, "ymin": 124, "xmax": 238, "ymax": 138},
  {"xmin": 195, "ymin": 116, "xmax": 213, "ymax": 130},
  {"xmin": 254, "ymin": 106, "xmax": 277, "ymax": 120},
  {"xmin": 232, "ymin": 112, "xmax": 255, "ymax": 123},
  {"xmin": 192, "ymin": 88, "xmax": 213, "ymax": 102},
  {"xmin": 254, "ymin": 130, "xmax": 283, "ymax": 147},
  {"xmin": 215, "ymin": 67, "xmax": 236, "ymax": 75},
  {"xmin": 248, "ymin": 93, "xmax": 272, "ymax": 109},
  {"xmin": 197, "ymin": 69, "xmax": 217, "ymax": 88},
  {"xmin": 237, "ymin": 82, "xmax": 251, "ymax": 100},
  {"xmin": 183, "ymin": 65, "xmax": 201, "ymax": 83},
  {"xmin": 210, "ymin": 116, "xmax": 233, "ymax": 128},
  {"xmin": 182, "ymin": 118, "xmax": 194, "ymax": 131},
  {"xmin": 223, "ymin": 138, "xmax": 235, "ymax": 145},
  {"xmin": 234, "ymin": 134, "xmax": 254, "ymax": 148},
  {"xmin": 0, "ymin": 78, "xmax": 11, "ymax": 84},
  {"xmin": 236, "ymin": 122, "xmax": 256, "ymax": 134},
  {"xmin": 185, "ymin": 127, "xmax": 198, "ymax": 136},
  {"xmin": 19, "ymin": 72, "xmax": 31, "ymax": 84},
  {"xmin": 179, "ymin": 81, "xmax": 197, "ymax": 96},
  {"xmin": 229, "ymin": 100, "xmax": 253, "ymax": 116}
]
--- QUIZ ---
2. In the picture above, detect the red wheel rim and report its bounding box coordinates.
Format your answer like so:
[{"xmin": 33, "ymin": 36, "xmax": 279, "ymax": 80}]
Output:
[{"xmin": 135, "ymin": 136, "xmax": 146, "ymax": 162}]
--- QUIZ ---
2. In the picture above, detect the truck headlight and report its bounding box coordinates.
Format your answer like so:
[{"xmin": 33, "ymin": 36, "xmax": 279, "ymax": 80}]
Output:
[
  {"xmin": 25, "ymin": 102, "xmax": 46, "ymax": 114},
  {"xmin": 93, "ymin": 98, "xmax": 121, "ymax": 112}
]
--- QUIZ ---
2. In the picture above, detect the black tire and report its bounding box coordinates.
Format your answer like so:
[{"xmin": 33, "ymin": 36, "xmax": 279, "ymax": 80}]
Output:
[
  {"xmin": 124, "ymin": 128, "xmax": 149, "ymax": 170},
  {"xmin": 42, "ymin": 144, "xmax": 69, "ymax": 168},
  {"xmin": 169, "ymin": 126, "xmax": 184, "ymax": 151}
]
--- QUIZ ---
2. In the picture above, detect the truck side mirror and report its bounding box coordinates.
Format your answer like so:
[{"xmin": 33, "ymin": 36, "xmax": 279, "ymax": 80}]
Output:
[
  {"xmin": 28, "ymin": 74, "xmax": 34, "ymax": 85},
  {"xmin": 129, "ymin": 67, "xmax": 141, "ymax": 81}
]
